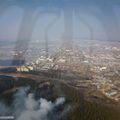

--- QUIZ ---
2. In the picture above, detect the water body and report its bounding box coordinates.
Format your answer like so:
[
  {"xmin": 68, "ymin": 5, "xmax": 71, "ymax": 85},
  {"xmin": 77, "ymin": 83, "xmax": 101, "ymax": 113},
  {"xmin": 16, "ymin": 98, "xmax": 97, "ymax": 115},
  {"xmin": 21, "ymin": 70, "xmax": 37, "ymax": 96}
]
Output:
[{"xmin": 0, "ymin": 59, "xmax": 25, "ymax": 66}]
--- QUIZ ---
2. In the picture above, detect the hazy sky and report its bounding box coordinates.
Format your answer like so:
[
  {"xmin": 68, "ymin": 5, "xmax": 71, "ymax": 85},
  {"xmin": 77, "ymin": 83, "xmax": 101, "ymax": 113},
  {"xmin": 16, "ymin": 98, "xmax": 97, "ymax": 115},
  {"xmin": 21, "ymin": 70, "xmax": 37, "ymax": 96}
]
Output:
[{"xmin": 0, "ymin": 0, "xmax": 120, "ymax": 42}]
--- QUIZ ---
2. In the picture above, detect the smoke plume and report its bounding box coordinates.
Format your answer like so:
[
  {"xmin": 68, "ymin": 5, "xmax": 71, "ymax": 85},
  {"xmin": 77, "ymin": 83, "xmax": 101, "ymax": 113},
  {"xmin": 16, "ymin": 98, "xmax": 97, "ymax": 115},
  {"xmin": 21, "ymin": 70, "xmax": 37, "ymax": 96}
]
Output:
[{"xmin": 0, "ymin": 87, "xmax": 65, "ymax": 120}]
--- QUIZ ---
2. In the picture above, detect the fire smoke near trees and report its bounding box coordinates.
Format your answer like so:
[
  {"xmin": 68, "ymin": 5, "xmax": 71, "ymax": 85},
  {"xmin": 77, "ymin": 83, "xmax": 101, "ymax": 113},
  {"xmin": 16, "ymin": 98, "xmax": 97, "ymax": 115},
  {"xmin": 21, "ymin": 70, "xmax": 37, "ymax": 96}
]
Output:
[{"xmin": 0, "ymin": 87, "xmax": 65, "ymax": 120}]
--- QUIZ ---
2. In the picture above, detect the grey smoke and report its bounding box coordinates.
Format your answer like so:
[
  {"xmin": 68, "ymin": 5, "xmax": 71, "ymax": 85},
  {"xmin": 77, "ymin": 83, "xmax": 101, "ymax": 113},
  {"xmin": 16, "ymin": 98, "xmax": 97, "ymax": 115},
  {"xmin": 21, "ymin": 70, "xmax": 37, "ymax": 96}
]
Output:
[
  {"xmin": 17, "ymin": 93, "xmax": 65, "ymax": 120},
  {"xmin": 13, "ymin": 86, "xmax": 30, "ymax": 116},
  {"xmin": 55, "ymin": 97, "xmax": 65, "ymax": 106},
  {"xmin": 0, "ymin": 87, "xmax": 65, "ymax": 120},
  {"xmin": 0, "ymin": 87, "xmax": 29, "ymax": 116},
  {"xmin": 0, "ymin": 102, "xmax": 11, "ymax": 116}
]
